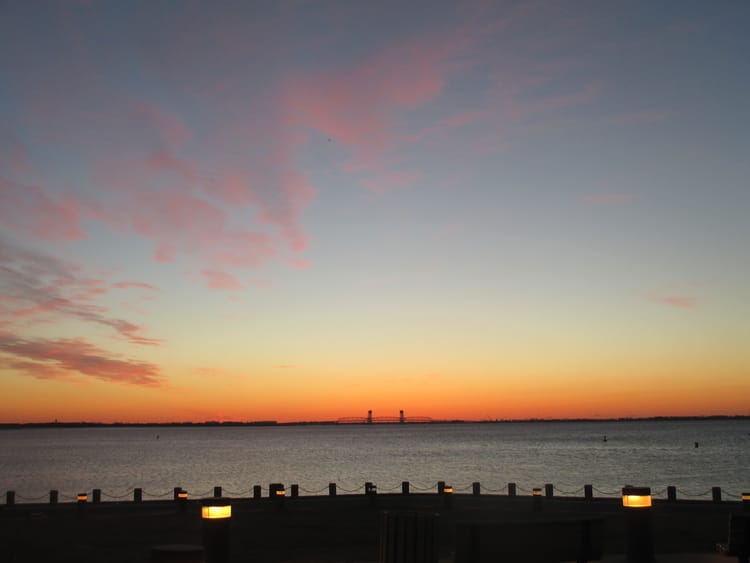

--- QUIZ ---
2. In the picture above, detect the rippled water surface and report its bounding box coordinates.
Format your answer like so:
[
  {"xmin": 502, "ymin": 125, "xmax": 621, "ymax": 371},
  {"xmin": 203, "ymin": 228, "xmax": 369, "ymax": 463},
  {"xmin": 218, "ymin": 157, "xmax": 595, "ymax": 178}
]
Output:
[{"xmin": 1, "ymin": 420, "xmax": 748, "ymax": 502}]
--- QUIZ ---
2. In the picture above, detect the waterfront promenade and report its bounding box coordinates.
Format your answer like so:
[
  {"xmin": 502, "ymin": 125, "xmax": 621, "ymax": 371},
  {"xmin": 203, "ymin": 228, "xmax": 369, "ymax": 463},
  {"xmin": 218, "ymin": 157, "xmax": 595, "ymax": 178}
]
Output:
[{"xmin": 1, "ymin": 490, "xmax": 742, "ymax": 562}]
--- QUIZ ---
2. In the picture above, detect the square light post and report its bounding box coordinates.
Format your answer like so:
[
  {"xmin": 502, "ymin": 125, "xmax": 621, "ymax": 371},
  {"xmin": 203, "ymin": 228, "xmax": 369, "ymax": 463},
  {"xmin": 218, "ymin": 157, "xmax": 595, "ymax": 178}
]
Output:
[
  {"xmin": 202, "ymin": 498, "xmax": 231, "ymax": 563},
  {"xmin": 622, "ymin": 486, "xmax": 654, "ymax": 562},
  {"xmin": 532, "ymin": 487, "xmax": 542, "ymax": 512},
  {"xmin": 76, "ymin": 492, "xmax": 88, "ymax": 518},
  {"xmin": 443, "ymin": 485, "xmax": 454, "ymax": 508}
]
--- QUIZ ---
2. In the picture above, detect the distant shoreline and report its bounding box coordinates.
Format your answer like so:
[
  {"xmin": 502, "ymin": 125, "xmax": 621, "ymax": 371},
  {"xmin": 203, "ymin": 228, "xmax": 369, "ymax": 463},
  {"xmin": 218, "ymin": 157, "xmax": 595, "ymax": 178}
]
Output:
[{"xmin": 1, "ymin": 414, "xmax": 748, "ymax": 429}]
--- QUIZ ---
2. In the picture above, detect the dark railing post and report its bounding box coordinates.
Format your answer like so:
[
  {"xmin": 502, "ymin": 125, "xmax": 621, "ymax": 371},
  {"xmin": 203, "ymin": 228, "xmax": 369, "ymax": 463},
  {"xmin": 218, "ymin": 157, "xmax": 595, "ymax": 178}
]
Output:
[
  {"xmin": 508, "ymin": 483, "xmax": 516, "ymax": 497},
  {"xmin": 545, "ymin": 483, "xmax": 554, "ymax": 498},
  {"xmin": 290, "ymin": 484, "xmax": 299, "ymax": 498},
  {"xmin": 472, "ymin": 482, "xmax": 481, "ymax": 496},
  {"xmin": 92, "ymin": 489, "xmax": 101, "ymax": 504},
  {"xmin": 329, "ymin": 483, "xmax": 337, "ymax": 496},
  {"xmin": 667, "ymin": 486, "xmax": 676, "ymax": 501},
  {"xmin": 253, "ymin": 485, "xmax": 262, "ymax": 499},
  {"xmin": 173, "ymin": 487, "xmax": 182, "ymax": 501},
  {"xmin": 437, "ymin": 481, "xmax": 446, "ymax": 495},
  {"xmin": 134, "ymin": 488, "xmax": 142, "ymax": 503},
  {"xmin": 50, "ymin": 490, "xmax": 58, "ymax": 504},
  {"xmin": 213, "ymin": 486, "xmax": 222, "ymax": 498},
  {"xmin": 712, "ymin": 487, "xmax": 722, "ymax": 502},
  {"xmin": 584, "ymin": 484, "xmax": 593, "ymax": 500},
  {"xmin": 402, "ymin": 481, "xmax": 410, "ymax": 495},
  {"xmin": 6, "ymin": 491, "xmax": 15, "ymax": 505}
]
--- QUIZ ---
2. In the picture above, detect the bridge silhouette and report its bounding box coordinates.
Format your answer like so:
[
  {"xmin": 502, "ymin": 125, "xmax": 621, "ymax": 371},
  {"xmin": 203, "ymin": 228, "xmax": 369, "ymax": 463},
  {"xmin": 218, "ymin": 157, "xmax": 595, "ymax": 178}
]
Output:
[{"xmin": 336, "ymin": 410, "xmax": 433, "ymax": 424}]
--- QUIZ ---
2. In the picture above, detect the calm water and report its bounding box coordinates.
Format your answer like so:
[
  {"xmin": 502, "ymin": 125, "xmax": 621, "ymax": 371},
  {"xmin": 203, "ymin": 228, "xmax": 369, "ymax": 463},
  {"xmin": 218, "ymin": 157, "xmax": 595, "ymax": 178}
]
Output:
[{"xmin": 1, "ymin": 420, "xmax": 748, "ymax": 503}]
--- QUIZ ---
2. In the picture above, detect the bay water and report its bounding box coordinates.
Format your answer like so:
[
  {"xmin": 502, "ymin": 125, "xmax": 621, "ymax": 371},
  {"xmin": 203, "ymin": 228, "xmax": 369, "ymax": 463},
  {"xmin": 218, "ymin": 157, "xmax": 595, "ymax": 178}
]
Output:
[{"xmin": 1, "ymin": 420, "xmax": 748, "ymax": 503}]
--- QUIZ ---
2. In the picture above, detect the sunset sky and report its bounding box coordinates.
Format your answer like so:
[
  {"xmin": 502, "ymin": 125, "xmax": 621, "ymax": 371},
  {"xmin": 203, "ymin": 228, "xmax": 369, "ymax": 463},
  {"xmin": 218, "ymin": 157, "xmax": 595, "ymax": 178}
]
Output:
[{"xmin": 1, "ymin": 1, "xmax": 748, "ymax": 423}]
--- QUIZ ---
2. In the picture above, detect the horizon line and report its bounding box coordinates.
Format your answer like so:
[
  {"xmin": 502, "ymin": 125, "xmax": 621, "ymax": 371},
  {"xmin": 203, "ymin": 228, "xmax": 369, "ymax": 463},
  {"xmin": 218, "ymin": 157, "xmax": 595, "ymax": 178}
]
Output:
[{"xmin": 1, "ymin": 414, "xmax": 749, "ymax": 428}]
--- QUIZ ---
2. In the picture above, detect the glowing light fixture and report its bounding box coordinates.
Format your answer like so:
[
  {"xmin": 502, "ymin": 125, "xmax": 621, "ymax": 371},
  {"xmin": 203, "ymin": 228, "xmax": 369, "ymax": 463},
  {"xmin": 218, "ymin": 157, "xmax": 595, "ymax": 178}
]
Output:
[
  {"xmin": 275, "ymin": 488, "xmax": 286, "ymax": 497},
  {"xmin": 202, "ymin": 503, "xmax": 232, "ymax": 520},
  {"xmin": 532, "ymin": 488, "xmax": 542, "ymax": 497},
  {"xmin": 444, "ymin": 486, "xmax": 454, "ymax": 494},
  {"xmin": 202, "ymin": 498, "xmax": 232, "ymax": 563},
  {"xmin": 622, "ymin": 486, "xmax": 652, "ymax": 508},
  {"xmin": 742, "ymin": 492, "xmax": 750, "ymax": 502},
  {"xmin": 177, "ymin": 491, "xmax": 188, "ymax": 500},
  {"xmin": 77, "ymin": 493, "xmax": 88, "ymax": 502}
]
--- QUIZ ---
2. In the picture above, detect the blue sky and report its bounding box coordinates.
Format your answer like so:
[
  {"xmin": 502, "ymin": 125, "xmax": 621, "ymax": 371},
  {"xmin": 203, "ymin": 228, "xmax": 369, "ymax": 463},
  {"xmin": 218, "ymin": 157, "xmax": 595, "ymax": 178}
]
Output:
[{"xmin": 0, "ymin": 1, "xmax": 748, "ymax": 422}]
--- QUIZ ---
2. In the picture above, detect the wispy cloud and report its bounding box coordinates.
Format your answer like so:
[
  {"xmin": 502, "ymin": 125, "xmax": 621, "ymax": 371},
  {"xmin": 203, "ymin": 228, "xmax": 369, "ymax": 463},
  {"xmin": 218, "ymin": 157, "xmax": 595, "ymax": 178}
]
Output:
[
  {"xmin": 649, "ymin": 295, "xmax": 697, "ymax": 309},
  {"xmin": 0, "ymin": 334, "xmax": 162, "ymax": 386},
  {"xmin": 0, "ymin": 240, "xmax": 161, "ymax": 346},
  {"xmin": 0, "ymin": 177, "xmax": 87, "ymax": 241},
  {"xmin": 202, "ymin": 270, "xmax": 243, "ymax": 290},
  {"xmin": 112, "ymin": 281, "xmax": 159, "ymax": 291}
]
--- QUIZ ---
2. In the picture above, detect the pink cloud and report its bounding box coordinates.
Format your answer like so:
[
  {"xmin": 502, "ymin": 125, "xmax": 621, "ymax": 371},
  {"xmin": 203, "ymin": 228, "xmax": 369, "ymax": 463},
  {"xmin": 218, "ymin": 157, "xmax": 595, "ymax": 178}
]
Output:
[
  {"xmin": 582, "ymin": 193, "xmax": 636, "ymax": 206},
  {"xmin": 363, "ymin": 171, "xmax": 420, "ymax": 193},
  {"xmin": 84, "ymin": 99, "xmax": 309, "ymax": 275},
  {"xmin": 0, "ymin": 177, "xmax": 87, "ymax": 241},
  {"xmin": 0, "ymin": 334, "xmax": 162, "ymax": 386},
  {"xmin": 145, "ymin": 149, "xmax": 198, "ymax": 183},
  {"xmin": 282, "ymin": 35, "xmax": 461, "ymax": 172},
  {"xmin": 130, "ymin": 100, "xmax": 192, "ymax": 148},
  {"xmin": 202, "ymin": 270, "xmax": 243, "ymax": 290},
  {"xmin": 112, "ymin": 281, "xmax": 159, "ymax": 291},
  {"xmin": 0, "ymin": 241, "xmax": 161, "ymax": 346},
  {"xmin": 649, "ymin": 295, "xmax": 697, "ymax": 309}
]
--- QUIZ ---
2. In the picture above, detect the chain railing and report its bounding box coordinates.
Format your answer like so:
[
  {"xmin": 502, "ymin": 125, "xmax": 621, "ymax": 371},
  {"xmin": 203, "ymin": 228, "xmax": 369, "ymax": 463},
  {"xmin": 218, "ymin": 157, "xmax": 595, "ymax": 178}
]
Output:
[{"xmin": 3, "ymin": 482, "xmax": 740, "ymax": 504}]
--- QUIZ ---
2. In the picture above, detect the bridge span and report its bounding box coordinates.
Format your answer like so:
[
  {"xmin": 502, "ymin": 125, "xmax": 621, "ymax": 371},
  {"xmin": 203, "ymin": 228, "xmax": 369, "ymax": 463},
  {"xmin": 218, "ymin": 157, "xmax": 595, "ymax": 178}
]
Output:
[{"xmin": 336, "ymin": 411, "xmax": 433, "ymax": 424}]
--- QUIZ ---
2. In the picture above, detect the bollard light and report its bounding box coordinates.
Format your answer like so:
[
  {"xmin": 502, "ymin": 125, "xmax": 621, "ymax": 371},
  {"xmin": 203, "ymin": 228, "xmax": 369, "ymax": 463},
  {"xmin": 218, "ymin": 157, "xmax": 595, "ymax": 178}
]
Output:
[
  {"xmin": 76, "ymin": 492, "xmax": 88, "ymax": 519},
  {"xmin": 202, "ymin": 503, "xmax": 232, "ymax": 520},
  {"xmin": 202, "ymin": 498, "xmax": 231, "ymax": 563},
  {"xmin": 178, "ymin": 491, "xmax": 188, "ymax": 500},
  {"xmin": 742, "ymin": 492, "xmax": 750, "ymax": 502},
  {"xmin": 532, "ymin": 486, "xmax": 543, "ymax": 512},
  {"xmin": 443, "ymin": 484, "xmax": 454, "ymax": 508},
  {"xmin": 622, "ymin": 486, "xmax": 652, "ymax": 508},
  {"xmin": 269, "ymin": 483, "xmax": 285, "ymax": 498},
  {"xmin": 742, "ymin": 492, "xmax": 749, "ymax": 512},
  {"xmin": 622, "ymin": 486, "xmax": 654, "ymax": 562}
]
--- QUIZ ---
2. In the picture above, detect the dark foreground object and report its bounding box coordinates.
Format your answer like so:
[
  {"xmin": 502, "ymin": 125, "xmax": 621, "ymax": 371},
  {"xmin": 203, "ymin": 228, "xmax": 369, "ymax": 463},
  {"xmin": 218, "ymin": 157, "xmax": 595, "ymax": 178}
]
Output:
[
  {"xmin": 718, "ymin": 513, "xmax": 750, "ymax": 563},
  {"xmin": 0, "ymin": 494, "xmax": 739, "ymax": 562},
  {"xmin": 455, "ymin": 516, "xmax": 604, "ymax": 563}
]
